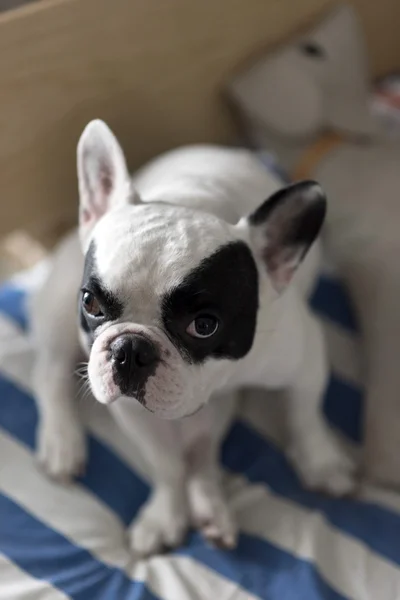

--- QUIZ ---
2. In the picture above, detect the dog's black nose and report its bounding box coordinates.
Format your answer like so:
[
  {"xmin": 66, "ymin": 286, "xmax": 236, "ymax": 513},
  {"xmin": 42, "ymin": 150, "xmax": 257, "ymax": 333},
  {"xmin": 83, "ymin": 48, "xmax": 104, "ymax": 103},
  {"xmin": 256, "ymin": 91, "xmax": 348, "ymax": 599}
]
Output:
[
  {"xmin": 110, "ymin": 334, "xmax": 159, "ymax": 398},
  {"xmin": 111, "ymin": 335, "xmax": 158, "ymax": 367}
]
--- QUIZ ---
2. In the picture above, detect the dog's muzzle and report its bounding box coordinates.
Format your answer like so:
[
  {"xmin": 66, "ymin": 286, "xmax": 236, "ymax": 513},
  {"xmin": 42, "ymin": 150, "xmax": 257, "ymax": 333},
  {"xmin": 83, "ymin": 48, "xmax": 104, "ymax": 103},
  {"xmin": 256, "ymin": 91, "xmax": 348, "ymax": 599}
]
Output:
[{"xmin": 110, "ymin": 333, "xmax": 160, "ymax": 402}]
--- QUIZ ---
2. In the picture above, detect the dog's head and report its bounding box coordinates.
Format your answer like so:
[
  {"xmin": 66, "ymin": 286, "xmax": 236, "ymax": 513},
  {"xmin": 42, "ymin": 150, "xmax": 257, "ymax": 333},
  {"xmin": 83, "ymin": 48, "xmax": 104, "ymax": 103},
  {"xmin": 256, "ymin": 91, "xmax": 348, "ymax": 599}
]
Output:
[{"xmin": 77, "ymin": 120, "xmax": 326, "ymax": 419}]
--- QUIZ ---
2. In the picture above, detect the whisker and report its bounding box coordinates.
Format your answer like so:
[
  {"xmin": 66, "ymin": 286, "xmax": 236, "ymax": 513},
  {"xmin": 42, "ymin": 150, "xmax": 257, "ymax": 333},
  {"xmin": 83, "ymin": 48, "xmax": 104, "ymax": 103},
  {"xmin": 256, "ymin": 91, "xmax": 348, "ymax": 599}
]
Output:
[
  {"xmin": 74, "ymin": 362, "xmax": 89, "ymax": 380},
  {"xmin": 76, "ymin": 375, "xmax": 92, "ymax": 404}
]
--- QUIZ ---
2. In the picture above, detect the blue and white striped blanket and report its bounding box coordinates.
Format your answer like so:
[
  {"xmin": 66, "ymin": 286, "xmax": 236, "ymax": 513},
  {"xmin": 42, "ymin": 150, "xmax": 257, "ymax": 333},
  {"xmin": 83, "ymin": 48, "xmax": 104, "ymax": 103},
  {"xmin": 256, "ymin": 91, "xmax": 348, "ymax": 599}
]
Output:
[{"xmin": 1, "ymin": 261, "xmax": 400, "ymax": 600}]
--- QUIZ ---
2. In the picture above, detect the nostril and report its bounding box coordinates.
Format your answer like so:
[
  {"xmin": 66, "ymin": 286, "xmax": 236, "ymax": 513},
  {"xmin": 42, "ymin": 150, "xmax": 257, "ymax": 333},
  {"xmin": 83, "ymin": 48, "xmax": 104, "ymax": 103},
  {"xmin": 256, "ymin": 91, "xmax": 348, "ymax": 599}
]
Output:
[
  {"xmin": 110, "ymin": 334, "xmax": 159, "ymax": 373},
  {"xmin": 132, "ymin": 336, "xmax": 159, "ymax": 368},
  {"xmin": 113, "ymin": 346, "xmax": 127, "ymax": 365},
  {"xmin": 110, "ymin": 338, "xmax": 129, "ymax": 366},
  {"xmin": 136, "ymin": 346, "xmax": 158, "ymax": 367}
]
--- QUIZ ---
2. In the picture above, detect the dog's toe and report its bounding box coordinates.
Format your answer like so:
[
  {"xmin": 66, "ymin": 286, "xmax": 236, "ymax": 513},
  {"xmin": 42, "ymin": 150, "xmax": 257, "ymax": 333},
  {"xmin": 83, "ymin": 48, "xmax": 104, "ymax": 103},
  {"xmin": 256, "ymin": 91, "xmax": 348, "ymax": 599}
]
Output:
[
  {"xmin": 288, "ymin": 430, "xmax": 357, "ymax": 497},
  {"xmin": 129, "ymin": 520, "xmax": 165, "ymax": 558},
  {"xmin": 129, "ymin": 486, "xmax": 189, "ymax": 558},
  {"xmin": 321, "ymin": 469, "xmax": 355, "ymax": 496},
  {"xmin": 200, "ymin": 516, "xmax": 238, "ymax": 549},
  {"xmin": 189, "ymin": 477, "xmax": 238, "ymax": 550}
]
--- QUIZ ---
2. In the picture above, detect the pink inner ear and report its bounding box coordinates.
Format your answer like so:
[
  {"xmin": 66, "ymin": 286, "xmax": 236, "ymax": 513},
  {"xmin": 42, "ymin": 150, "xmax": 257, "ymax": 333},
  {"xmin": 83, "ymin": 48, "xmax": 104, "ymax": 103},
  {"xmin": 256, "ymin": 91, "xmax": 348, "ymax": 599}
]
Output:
[
  {"xmin": 263, "ymin": 245, "xmax": 300, "ymax": 293},
  {"xmin": 81, "ymin": 167, "xmax": 113, "ymax": 227},
  {"xmin": 81, "ymin": 208, "xmax": 92, "ymax": 225},
  {"xmin": 100, "ymin": 169, "xmax": 113, "ymax": 196},
  {"xmin": 81, "ymin": 157, "xmax": 115, "ymax": 228},
  {"xmin": 269, "ymin": 264, "xmax": 297, "ymax": 293}
]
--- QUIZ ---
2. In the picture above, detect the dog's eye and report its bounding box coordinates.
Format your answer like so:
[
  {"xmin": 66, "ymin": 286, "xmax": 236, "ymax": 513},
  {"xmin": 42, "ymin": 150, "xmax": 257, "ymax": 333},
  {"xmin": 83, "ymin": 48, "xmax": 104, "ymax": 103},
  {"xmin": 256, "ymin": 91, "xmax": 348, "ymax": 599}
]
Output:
[
  {"xmin": 82, "ymin": 291, "xmax": 103, "ymax": 318},
  {"xmin": 186, "ymin": 315, "xmax": 219, "ymax": 339}
]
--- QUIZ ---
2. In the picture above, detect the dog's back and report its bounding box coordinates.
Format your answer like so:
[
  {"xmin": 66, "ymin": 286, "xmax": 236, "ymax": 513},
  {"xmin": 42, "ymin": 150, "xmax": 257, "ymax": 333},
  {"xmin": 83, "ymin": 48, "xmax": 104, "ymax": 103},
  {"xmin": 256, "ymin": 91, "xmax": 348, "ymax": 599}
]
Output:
[{"xmin": 133, "ymin": 145, "xmax": 281, "ymax": 223}]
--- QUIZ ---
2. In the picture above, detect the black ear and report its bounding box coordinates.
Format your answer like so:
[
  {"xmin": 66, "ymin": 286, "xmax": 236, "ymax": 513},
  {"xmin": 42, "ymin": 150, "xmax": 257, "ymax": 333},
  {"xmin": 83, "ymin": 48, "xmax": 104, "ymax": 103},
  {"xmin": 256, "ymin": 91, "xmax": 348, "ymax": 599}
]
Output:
[{"xmin": 247, "ymin": 181, "xmax": 326, "ymax": 292}]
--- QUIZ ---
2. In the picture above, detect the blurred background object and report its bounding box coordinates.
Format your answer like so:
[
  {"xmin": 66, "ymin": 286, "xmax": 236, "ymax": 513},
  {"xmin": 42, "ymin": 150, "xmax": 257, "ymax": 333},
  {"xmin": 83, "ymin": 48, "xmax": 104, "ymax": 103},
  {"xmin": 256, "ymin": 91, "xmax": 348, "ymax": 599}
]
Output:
[
  {"xmin": 371, "ymin": 73, "xmax": 400, "ymax": 136},
  {"xmin": 0, "ymin": 0, "xmax": 400, "ymax": 255},
  {"xmin": 0, "ymin": 0, "xmax": 36, "ymax": 12}
]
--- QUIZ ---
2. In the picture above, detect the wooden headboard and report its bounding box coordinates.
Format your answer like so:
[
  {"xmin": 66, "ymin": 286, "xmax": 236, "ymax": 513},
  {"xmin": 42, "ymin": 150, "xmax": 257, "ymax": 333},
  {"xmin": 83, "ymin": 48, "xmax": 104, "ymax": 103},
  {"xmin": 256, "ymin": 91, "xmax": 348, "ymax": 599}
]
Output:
[{"xmin": 0, "ymin": 0, "xmax": 399, "ymax": 242}]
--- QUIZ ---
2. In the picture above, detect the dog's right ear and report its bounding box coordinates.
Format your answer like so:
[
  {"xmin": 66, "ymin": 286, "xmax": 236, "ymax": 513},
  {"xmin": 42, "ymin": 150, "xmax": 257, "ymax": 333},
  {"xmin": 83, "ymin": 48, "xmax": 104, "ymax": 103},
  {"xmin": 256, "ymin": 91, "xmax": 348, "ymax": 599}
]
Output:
[{"xmin": 77, "ymin": 119, "xmax": 140, "ymax": 250}]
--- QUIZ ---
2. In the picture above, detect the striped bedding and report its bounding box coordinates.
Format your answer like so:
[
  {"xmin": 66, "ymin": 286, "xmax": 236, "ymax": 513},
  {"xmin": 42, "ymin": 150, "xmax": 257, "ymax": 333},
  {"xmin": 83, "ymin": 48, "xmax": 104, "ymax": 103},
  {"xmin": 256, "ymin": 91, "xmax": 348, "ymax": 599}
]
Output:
[{"xmin": 0, "ymin": 259, "xmax": 400, "ymax": 600}]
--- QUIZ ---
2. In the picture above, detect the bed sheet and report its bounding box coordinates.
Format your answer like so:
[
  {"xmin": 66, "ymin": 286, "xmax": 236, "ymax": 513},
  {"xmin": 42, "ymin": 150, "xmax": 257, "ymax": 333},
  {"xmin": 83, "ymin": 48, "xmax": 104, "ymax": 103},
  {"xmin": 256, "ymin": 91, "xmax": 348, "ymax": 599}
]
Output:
[{"xmin": 0, "ymin": 255, "xmax": 399, "ymax": 600}]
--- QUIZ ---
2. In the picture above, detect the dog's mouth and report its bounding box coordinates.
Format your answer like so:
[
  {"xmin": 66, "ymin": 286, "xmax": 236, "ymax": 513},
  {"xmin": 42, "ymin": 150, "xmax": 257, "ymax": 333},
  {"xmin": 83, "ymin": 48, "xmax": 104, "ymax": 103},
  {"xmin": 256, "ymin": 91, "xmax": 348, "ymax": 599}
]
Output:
[
  {"xmin": 85, "ymin": 323, "xmax": 199, "ymax": 419},
  {"xmin": 183, "ymin": 404, "xmax": 204, "ymax": 418},
  {"xmin": 87, "ymin": 360, "xmax": 205, "ymax": 419}
]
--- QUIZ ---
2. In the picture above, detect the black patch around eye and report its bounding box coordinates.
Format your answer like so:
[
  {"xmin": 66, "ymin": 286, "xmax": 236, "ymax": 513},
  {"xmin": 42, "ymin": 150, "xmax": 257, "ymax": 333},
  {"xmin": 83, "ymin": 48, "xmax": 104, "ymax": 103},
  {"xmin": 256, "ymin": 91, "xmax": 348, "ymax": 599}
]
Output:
[
  {"xmin": 79, "ymin": 303, "xmax": 95, "ymax": 350},
  {"xmin": 161, "ymin": 242, "xmax": 259, "ymax": 364},
  {"xmin": 300, "ymin": 42, "xmax": 326, "ymax": 59},
  {"xmin": 78, "ymin": 240, "xmax": 123, "ymax": 346}
]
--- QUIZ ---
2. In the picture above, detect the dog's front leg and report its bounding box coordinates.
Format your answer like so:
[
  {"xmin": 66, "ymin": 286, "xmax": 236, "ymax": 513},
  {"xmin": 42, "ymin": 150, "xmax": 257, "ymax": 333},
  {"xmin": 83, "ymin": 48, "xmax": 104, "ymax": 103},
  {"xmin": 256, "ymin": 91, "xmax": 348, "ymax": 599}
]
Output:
[
  {"xmin": 31, "ymin": 233, "xmax": 86, "ymax": 481},
  {"xmin": 109, "ymin": 401, "xmax": 189, "ymax": 557},
  {"xmin": 285, "ymin": 310, "xmax": 356, "ymax": 496},
  {"xmin": 182, "ymin": 393, "xmax": 238, "ymax": 549},
  {"xmin": 33, "ymin": 346, "xmax": 86, "ymax": 481}
]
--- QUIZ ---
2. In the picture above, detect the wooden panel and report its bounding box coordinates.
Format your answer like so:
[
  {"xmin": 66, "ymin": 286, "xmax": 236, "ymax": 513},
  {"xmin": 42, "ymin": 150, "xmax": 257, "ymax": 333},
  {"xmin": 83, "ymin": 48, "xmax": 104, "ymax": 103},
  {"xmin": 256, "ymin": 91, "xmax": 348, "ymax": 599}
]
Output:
[{"xmin": 0, "ymin": 0, "xmax": 398, "ymax": 239}]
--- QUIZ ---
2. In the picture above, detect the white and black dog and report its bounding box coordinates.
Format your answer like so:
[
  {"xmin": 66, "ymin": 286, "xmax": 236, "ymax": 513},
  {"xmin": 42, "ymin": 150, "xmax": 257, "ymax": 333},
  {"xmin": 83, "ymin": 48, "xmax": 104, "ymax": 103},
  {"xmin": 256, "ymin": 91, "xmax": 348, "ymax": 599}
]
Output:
[{"xmin": 31, "ymin": 119, "xmax": 355, "ymax": 556}]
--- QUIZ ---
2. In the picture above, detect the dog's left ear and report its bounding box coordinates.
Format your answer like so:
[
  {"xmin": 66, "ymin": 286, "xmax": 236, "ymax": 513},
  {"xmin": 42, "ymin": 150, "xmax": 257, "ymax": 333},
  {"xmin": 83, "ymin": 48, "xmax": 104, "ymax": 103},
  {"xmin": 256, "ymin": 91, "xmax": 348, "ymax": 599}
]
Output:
[
  {"xmin": 77, "ymin": 119, "xmax": 140, "ymax": 250},
  {"xmin": 242, "ymin": 181, "xmax": 326, "ymax": 293}
]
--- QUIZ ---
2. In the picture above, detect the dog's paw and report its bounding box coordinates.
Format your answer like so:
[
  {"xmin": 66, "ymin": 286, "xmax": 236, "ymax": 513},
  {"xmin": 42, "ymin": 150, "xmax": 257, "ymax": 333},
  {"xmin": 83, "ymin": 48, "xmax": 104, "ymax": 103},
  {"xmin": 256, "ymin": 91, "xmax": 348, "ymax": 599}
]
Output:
[
  {"xmin": 287, "ymin": 430, "xmax": 356, "ymax": 496},
  {"xmin": 37, "ymin": 414, "xmax": 86, "ymax": 482},
  {"xmin": 129, "ymin": 485, "xmax": 189, "ymax": 558},
  {"xmin": 188, "ymin": 476, "xmax": 238, "ymax": 549}
]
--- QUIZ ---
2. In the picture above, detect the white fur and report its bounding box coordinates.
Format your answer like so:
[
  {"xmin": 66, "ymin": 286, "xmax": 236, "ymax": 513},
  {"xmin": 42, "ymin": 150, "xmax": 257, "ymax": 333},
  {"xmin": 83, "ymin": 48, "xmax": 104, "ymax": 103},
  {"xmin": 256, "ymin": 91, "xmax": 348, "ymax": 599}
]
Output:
[{"xmin": 31, "ymin": 120, "xmax": 354, "ymax": 556}]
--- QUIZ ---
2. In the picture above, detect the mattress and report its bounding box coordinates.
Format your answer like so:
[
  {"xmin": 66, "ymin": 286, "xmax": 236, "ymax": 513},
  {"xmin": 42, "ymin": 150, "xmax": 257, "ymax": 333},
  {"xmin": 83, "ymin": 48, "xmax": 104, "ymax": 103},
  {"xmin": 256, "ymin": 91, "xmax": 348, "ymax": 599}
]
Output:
[{"xmin": 0, "ymin": 257, "xmax": 400, "ymax": 600}]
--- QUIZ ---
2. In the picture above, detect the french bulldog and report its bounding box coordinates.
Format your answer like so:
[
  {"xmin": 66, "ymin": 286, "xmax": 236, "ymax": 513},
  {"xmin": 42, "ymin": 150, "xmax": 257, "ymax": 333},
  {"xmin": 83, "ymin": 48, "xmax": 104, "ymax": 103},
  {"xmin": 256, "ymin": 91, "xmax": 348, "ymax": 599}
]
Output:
[{"xmin": 30, "ymin": 119, "xmax": 355, "ymax": 556}]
